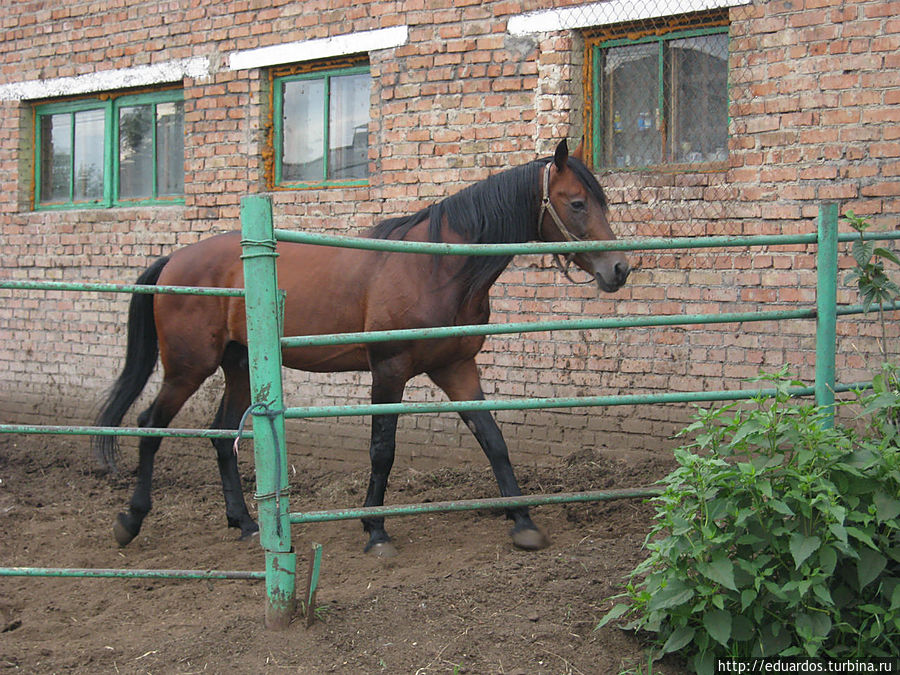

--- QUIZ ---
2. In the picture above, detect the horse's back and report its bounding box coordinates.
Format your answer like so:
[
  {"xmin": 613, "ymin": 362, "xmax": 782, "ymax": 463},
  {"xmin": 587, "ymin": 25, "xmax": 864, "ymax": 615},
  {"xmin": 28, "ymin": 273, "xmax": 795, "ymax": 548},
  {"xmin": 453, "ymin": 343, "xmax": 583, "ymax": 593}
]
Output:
[
  {"xmin": 158, "ymin": 231, "xmax": 244, "ymax": 286},
  {"xmin": 151, "ymin": 226, "xmax": 488, "ymax": 376}
]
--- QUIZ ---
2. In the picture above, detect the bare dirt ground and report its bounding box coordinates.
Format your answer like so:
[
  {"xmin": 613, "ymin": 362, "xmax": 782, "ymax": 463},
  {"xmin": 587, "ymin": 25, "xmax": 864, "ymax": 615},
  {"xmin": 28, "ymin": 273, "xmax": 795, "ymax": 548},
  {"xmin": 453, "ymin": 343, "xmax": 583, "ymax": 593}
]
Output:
[{"xmin": 0, "ymin": 434, "xmax": 689, "ymax": 674}]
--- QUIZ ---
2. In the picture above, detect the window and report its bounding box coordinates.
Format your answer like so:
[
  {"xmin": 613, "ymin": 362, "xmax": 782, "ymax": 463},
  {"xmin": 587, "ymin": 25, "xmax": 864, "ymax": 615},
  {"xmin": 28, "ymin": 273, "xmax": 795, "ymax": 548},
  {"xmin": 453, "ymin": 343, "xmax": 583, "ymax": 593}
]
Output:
[
  {"xmin": 35, "ymin": 89, "xmax": 184, "ymax": 208},
  {"xmin": 272, "ymin": 62, "xmax": 371, "ymax": 188},
  {"xmin": 589, "ymin": 21, "xmax": 728, "ymax": 170}
]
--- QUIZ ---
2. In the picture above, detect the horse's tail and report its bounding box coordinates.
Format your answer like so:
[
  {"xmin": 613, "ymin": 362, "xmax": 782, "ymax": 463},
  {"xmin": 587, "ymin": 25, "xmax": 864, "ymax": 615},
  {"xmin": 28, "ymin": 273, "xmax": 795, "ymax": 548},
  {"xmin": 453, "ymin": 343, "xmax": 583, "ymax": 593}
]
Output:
[{"xmin": 92, "ymin": 256, "xmax": 170, "ymax": 473}]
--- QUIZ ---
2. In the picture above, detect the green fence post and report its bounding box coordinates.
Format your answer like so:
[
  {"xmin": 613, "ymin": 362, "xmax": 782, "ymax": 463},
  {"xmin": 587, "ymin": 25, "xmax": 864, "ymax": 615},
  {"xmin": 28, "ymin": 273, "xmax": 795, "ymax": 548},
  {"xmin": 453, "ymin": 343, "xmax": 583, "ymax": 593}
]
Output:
[
  {"xmin": 815, "ymin": 202, "xmax": 839, "ymax": 428},
  {"xmin": 240, "ymin": 195, "xmax": 296, "ymax": 629}
]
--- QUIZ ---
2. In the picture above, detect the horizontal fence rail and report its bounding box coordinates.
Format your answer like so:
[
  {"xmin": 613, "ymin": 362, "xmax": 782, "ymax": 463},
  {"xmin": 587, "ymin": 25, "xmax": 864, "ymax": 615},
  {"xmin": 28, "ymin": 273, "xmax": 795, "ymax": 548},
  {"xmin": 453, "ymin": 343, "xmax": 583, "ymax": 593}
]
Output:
[
  {"xmin": 0, "ymin": 424, "xmax": 248, "ymax": 439},
  {"xmin": 280, "ymin": 382, "xmax": 872, "ymax": 421},
  {"xmin": 0, "ymin": 279, "xmax": 245, "ymax": 296},
  {"xmin": 274, "ymin": 227, "xmax": 900, "ymax": 255},
  {"xmin": 281, "ymin": 300, "xmax": 900, "ymax": 349},
  {"xmin": 0, "ymin": 567, "xmax": 264, "ymax": 580},
  {"xmin": 289, "ymin": 488, "xmax": 663, "ymax": 524}
]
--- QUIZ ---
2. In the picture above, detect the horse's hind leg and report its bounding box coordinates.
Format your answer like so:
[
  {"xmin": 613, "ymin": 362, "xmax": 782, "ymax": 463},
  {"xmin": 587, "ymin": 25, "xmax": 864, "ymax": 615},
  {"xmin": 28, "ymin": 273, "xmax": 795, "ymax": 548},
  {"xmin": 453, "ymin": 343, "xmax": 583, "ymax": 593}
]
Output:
[
  {"xmin": 210, "ymin": 343, "xmax": 258, "ymax": 540},
  {"xmin": 114, "ymin": 376, "xmax": 203, "ymax": 547},
  {"xmin": 428, "ymin": 358, "xmax": 549, "ymax": 551}
]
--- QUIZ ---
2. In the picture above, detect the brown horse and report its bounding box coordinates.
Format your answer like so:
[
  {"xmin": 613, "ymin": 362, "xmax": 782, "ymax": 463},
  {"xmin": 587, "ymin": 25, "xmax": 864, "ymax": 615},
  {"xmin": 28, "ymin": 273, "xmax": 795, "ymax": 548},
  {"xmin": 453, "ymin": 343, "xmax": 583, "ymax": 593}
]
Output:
[{"xmin": 93, "ymin": 140, "xmax": 630, "ymax": 556}]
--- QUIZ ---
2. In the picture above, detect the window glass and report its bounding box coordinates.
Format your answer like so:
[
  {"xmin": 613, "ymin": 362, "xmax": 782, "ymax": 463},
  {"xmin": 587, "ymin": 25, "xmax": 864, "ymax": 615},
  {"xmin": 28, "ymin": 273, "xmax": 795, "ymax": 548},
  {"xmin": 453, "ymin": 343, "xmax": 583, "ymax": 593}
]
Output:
[
  {"xmin": 34, "ymin": 90, "xmax": 183, "ymax": 209},
  {"xmin": 281, "ymin": 78, "xmax": 326, "ymax": 183},
  {"xmin": 156, "ymin": 101, "xmax": 184, "ymax": 196},
  {"xmin": 669, "ymin": 34, "xmax": 728, "ymax": 163},
  {"xmin": 604, "ymin": 43, "xmax": 661, "ymax": 168},
  {"xmin": 328, "ymin": 72, "xmax": 369, "ymax": 180},
  {"xmin": 39, "ymin": 113, "xmax": 71, "ymax": 203},
  {"xmin": 274, "ymin": 63, "xmax": 370, "ymax": 187},
  {"xmin": 118, "ymin": 105, "xmax": 154, "ymax": 200},
  {"xmin": 593, "ymin": 26, "xmax": 728, "ymax": 170},
  {"xmin": 73, "ymin": 108, "xmax": 105, "ymax": 201}
]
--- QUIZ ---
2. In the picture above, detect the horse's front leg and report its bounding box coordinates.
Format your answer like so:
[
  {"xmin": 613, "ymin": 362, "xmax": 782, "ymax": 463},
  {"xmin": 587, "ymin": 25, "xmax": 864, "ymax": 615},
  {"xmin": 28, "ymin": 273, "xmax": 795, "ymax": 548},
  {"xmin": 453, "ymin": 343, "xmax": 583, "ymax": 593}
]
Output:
[
  {"xmin": 459, "ymin": 409, "xmax": 549, "ymax": 550},
  {"xmin": 361, "ymin": 363, "xmax": 407, "ymax": 557},
  {"xmin": 429, "ymin": 359, "xmax": 550, "ymax": 551},
  {"xmin": 362, "ymin": 412, "xmax": 400, "ymax": 557}
]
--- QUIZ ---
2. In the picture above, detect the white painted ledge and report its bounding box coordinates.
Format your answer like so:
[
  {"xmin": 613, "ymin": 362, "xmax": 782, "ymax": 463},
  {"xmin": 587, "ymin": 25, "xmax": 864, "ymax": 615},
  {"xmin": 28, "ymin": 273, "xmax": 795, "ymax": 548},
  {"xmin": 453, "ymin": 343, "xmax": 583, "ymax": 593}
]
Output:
[
  {"xmin": 227, "ymin": 25, "xmax": 409, "ymax": 71},
  {"xmin": 0, "ymin": 57, "xmax": 210, "ymax": 101},
  {"xmin": 507, "ymin": 0, "xmax": 751, "ymax": 35}
]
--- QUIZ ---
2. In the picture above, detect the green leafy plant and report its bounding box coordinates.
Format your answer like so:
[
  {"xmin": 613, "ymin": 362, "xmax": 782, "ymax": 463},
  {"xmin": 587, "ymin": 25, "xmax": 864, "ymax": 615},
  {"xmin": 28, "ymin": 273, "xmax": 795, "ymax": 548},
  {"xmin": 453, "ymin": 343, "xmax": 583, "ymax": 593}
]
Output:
[
  {"xmin": 298, "ymin": 599, "xmax": 330, "ymax": 623},
  {"xmin": 843, "ymin": 210, "xmax": 900, "ymax": 360},
  {"xmin": 843, "ymin": 210, "xmax": 900, "ymax": 427},
  {"xmin": 598, "ymin": 370, "xmax": 900, "ymax": 672}
]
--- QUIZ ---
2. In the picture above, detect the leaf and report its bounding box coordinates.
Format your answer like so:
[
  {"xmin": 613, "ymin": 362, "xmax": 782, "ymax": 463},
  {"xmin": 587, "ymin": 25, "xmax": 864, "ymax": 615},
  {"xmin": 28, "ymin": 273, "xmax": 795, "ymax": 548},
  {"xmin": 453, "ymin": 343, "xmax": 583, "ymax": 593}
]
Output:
[
  {"xmin": 852, "ymin": 239, "xmax": 875, "ymax": 267},
  {"xmin": 740, "ymin": 588, "xmax": 757, "ymax": 612},
  {"xmin": 698, "ymin": 554, "xmax": 738, "ymax": 591},
  {"xmin": 769, "ymin": 499, "xmax": 795, "ymax": 517},
  {"xmin": 693, "ymin": 651, "xmax": 716, "ymax": 675},
  {"xmin": 647, "ymin": 579, "xmax": 695, "ymax": 612},
  {"xmin": 731, "ymin": 417, "xmax": 764, "ymax": 445},
  {"xmin": 810, "ymin": 612, "xmax": 832, "ymax": 638},
  {"xmin": 789, "ymin": 533, "xmax": 821, "ymax": 569},
  {"xmin": 703, "ymin": 609, "xmax": 732, "ymax": 647},
  {"xmin": 818, "ymin": 544, "xmax": 837, "ymax": 575},
  {"xmin": 706, "ymin": 498, "xmax": 729, "ymax": 522},
  {"xmin": 796, "ymin": 611, "xmax": 831, "ymax": 644},
  {"xmin": 857, "ymin": 548, "xmax": 887, "ymax": 590},
  {"xmin": 846, "ymin": 525, "xmax": 878, "ymax": 550},
  {"xmin": 662, "ymin": 625, "xmax": 695, "ymax": 654},
  {"xmin": 828, "ymin": 522, "xmax": 848, "ymax": 544},
  {"xmin": 813, "ymin": 582, "xmax": 833, "ymax": 607},
  {"xmin": 595, "ymin": 603, "xmax": 630, "ymax": 629},
  {"xmin": 874, "ymin": 246, "xmax": 900, "ymax": 266},
  {"xmin": 753, "ymin": 621, "xmax": 791, "ymax": 657},
  {"xmin": 732, "ymin": 615, "xmax": 754, "ymax": 641},
  {"xmin": 874, "ymin": 491, "xmax": 900, "ymax": 524}
]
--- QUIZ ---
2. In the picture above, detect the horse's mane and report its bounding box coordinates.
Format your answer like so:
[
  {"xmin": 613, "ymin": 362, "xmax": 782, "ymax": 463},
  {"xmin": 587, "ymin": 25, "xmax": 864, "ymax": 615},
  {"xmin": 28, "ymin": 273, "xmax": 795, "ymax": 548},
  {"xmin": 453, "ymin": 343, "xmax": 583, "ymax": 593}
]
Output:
[{"xmin": 368, "ymin": 155, "xmax": 606, "ymax": 301}]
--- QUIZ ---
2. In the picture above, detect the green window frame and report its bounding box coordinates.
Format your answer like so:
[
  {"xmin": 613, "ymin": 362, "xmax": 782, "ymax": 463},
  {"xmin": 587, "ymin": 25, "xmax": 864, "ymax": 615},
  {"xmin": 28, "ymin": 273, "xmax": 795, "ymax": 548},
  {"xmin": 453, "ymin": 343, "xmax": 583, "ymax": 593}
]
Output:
[
  {"xmin": 272, "ymin": 63, "xmax": 371, "ymax": 189},
  {"xmin": 590, "ymin": 24, "xmax": 729, "ymax": 171},
  {"xmin": 34, "ymin": 89, "xmax": 184, "ymax": 209}
]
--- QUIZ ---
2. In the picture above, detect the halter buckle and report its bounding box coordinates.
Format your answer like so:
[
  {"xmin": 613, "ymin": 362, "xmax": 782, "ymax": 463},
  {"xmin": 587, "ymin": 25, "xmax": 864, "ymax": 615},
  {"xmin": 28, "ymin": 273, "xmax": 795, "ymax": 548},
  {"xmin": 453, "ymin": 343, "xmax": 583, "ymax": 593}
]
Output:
[{"xmin": 538, "ymin": 161, "xmax": 579, "ymax": 244}]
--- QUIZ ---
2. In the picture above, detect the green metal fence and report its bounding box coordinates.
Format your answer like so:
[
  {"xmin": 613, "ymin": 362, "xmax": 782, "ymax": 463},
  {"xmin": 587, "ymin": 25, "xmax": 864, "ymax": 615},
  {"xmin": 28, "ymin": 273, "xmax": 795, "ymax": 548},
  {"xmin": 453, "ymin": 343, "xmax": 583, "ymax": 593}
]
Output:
[
  {"xmin": 238, "ymin": 196, "xmax": 899, "ymax": 626},
  {"xmin": 1, "ymin": 197, "xmax": 897, "ymax": 628}
]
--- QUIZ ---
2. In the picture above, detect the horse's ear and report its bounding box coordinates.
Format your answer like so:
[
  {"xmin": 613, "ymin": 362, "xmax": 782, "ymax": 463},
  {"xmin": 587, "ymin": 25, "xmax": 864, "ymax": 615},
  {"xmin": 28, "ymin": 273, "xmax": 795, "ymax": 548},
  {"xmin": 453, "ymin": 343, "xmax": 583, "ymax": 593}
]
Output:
[
  {"xmin": 553, "ymin": 140, "xmax": 569, "ymax": 170},
  {"xmin": 572, "ymin": 138, "xmax": 585, "ymax": 161}
]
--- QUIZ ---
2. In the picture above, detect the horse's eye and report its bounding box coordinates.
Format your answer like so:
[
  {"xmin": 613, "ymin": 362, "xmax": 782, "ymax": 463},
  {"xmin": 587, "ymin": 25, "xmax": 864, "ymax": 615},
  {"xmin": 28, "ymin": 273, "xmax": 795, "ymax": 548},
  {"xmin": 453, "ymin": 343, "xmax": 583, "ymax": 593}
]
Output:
[{"xmin": 571, "ymin": 200, "xmax": 586, "ymax": 211}]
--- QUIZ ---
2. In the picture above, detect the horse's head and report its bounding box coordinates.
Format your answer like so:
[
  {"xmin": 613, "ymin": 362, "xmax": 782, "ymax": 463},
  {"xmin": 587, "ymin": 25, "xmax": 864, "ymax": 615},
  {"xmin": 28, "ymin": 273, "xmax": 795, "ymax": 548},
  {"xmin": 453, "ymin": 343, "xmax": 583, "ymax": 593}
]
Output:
[{"xmin": 538, "ymin": 140, "xmax": 630, "ymax": 293}]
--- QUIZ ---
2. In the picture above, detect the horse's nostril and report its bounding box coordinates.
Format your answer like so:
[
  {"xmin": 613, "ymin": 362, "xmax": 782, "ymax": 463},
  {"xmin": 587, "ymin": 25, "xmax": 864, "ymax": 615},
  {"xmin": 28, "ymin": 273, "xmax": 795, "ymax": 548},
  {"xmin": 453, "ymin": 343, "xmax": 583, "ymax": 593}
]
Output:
[{"xmin": 615, "ymin": 261, "xmax": 630, "ymax": 283}]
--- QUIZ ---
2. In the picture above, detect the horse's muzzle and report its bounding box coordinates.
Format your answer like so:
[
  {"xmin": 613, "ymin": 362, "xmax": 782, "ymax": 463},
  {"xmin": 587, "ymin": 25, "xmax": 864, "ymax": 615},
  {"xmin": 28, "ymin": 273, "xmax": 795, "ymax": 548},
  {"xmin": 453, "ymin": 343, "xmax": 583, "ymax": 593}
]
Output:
[{"xmin": 594, "ymin": 259, "xmax": 630, "ymax": 293}]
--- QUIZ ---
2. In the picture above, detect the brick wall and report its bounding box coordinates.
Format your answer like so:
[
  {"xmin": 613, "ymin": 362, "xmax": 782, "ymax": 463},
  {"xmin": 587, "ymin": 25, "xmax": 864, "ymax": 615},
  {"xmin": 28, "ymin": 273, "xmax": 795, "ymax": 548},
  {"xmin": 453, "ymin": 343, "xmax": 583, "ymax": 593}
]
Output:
[{"xmin": 0, "ymin": 0, "xmax": 897, "ymax": 473}]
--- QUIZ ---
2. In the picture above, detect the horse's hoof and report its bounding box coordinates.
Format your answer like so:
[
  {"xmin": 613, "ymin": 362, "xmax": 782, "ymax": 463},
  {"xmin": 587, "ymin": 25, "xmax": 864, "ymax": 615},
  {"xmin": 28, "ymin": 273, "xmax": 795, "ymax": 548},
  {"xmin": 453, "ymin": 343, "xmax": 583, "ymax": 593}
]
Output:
[
  {"xmin": 512, "ymin": 527, "xmax": 550, "ymax": 551},
  {"xmin": 238, "ymin": 519, "xmax": 260, "ymax": 540},
  {"xmin": 366, "ymin": 542, "xmax": 398, "ymax": 558},
  {"xmin": 113, "ymin": 514, "xmax": 137, "ymax": 548},
  {"xmin": 239, "ymin": 529, "xmax": 260, "ymax": 542}
]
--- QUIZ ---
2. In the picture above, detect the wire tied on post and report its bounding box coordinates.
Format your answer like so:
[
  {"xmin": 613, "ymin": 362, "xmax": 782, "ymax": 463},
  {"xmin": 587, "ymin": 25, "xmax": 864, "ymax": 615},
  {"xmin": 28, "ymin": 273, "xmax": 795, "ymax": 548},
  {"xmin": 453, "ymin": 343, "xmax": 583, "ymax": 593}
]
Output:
[{"xmin": 235, "ymin": 402, "xmax": 287, "ymax": 537}]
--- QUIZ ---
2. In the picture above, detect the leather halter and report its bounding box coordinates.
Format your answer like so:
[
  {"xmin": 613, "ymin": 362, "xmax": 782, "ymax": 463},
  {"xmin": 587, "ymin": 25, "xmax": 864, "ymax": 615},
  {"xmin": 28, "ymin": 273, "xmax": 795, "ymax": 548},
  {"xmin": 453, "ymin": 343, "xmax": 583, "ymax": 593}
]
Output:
[{"xmin": 537, "ymin": 161, "xmax": 594, "ymax": 284}]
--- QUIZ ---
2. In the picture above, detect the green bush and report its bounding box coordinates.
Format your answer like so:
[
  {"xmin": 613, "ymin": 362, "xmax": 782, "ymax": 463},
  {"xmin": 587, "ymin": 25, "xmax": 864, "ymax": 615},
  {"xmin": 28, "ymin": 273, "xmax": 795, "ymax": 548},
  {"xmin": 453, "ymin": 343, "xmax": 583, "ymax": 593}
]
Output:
[{"xmin": 599, "ymin": 370, "xmax": 900, "ymax": 671}]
